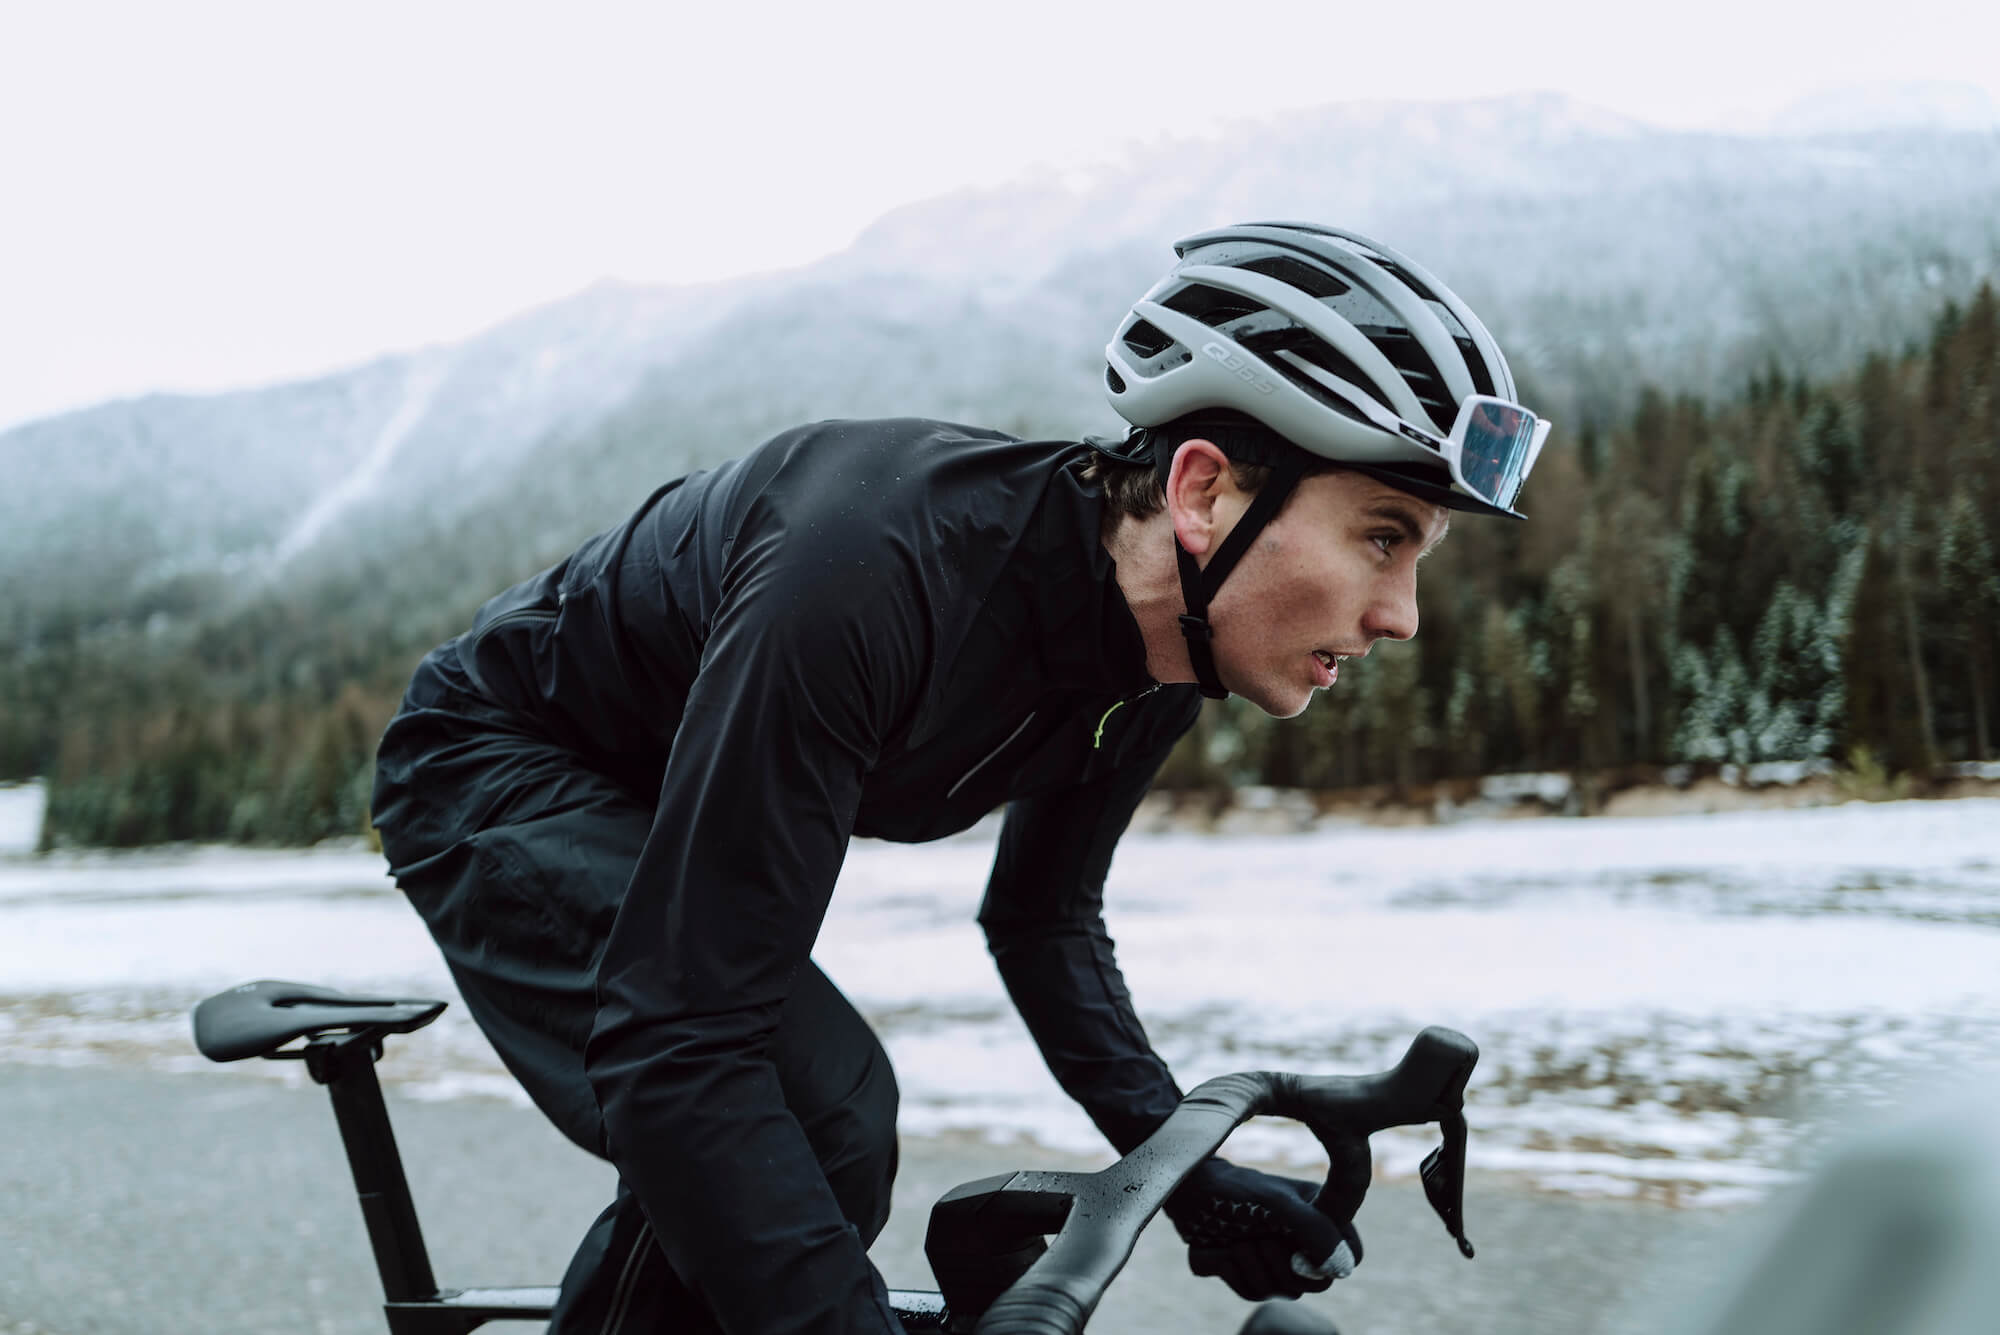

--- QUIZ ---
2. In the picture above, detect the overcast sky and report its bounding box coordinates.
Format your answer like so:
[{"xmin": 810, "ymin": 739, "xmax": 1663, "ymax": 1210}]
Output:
[{"xmin": 5, "ymin": 0, "xmax": 1998, "ymax": 432}]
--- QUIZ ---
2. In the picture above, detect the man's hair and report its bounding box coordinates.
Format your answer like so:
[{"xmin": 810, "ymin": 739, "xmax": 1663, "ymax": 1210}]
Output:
[{"xmin": 1083, "ymin": 410, "xmax": 1341, "ymax": 520}]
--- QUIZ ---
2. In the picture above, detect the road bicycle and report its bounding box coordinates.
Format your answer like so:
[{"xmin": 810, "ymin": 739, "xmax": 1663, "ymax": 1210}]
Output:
[{"xmin": 190, "ymin": 980, "xmax": 1480, "ymax": 1335}]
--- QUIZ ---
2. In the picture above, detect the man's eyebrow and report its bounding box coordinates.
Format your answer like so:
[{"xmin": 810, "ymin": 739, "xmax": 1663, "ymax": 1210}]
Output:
[{"xmin": 1364, "ymin": 501, "xmax": 1448, "ymax": 553}]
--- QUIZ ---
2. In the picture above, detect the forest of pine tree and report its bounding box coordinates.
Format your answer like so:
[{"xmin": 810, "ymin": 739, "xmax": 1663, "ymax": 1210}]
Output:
[{"xmin": 4, "ymin": 288, "xmax": 1996, "ymax": 847}]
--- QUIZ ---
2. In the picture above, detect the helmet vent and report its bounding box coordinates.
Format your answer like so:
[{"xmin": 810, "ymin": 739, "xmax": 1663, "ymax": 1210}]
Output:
[
  {"xmin": 1266, "ymin": 359, "xmax": 1376, "ymax": 426},
  {"xmin": 1455, "ymin": 334, "xmax": 1496, "ymax": 398},
  {"xmin": 1121, "ymin": 318, "xmax": 1174, "ymax": 360},
  {"xmin": 1105, "ymin": 365, "xmax": 1127, "ymax": 394},
  {"xmin": 1373, "ymin": 258, "xmax": 1439, "ymax": 305},
  {"xmin": 1241, "ymin": 255, "xmax": 1350, "ymax": 300},
  {"xmin": 1242, "ymin": 329, "xmax": 1395, "ymax": 415},
  {"xmin": 1162, "ymin": 282, "xmax": 1269, "ymax": 329},
  {"xmin": 1368, "ymin": 329, "xmax": 1454, "ymax": 430}
]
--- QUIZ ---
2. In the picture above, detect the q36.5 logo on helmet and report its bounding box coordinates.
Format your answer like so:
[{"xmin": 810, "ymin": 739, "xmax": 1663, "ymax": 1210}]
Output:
[{"xmin": 1201, "ymin": 342, "xmax": 1276, "ymax": 395}]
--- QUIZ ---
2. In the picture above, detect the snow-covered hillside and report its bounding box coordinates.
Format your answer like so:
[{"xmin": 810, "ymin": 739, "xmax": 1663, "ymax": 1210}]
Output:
[{"xmin": 10, "ymin": 90, "xmax": 2000, "ymax": 621}]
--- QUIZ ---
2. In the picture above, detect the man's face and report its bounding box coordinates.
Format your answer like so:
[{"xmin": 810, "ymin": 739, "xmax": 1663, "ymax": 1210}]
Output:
[{"xmin": 1202, "ymin": 469, "xmax": 1449, "ymax": 719}]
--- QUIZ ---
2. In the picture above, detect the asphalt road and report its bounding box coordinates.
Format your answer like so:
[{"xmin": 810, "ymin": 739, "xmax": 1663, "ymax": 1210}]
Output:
[{"xmin": 3, "ymin": 1061, "xmax": 1749, "ymax": 1335}]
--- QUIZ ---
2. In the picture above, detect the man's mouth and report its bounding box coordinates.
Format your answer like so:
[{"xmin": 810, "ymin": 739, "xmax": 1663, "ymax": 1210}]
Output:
[{"xmin": 1311, "ymin": 649, "xmax": 1347, "ymax": 687}]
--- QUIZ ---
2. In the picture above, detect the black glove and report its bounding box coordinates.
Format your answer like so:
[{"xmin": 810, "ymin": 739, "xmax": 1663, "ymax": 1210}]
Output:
[{"xmin": 1164, "ymin": 1157, "xmax": 1364, "ymax": 1301}]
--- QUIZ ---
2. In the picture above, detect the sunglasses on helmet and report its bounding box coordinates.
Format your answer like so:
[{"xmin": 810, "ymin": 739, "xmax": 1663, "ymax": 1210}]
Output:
[{"xmin": 1272, "ymin": 349, "xmax": 1551, "ymax": 512}]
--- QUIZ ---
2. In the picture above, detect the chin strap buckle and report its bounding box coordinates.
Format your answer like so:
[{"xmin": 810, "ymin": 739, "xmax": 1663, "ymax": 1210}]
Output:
[{"xmin": 1177, "ymin": 614, "xmax": 1228, "ymax": 700}]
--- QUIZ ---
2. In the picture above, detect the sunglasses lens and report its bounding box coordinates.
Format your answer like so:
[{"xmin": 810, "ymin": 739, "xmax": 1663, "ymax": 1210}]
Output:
[{"xmin": 1455, "ymin": 401, "xmax": 1542, "ymax": 509}]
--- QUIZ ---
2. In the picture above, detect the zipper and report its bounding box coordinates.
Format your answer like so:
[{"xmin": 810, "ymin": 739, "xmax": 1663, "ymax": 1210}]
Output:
[
  {"xmin": 601, "ymin": 1219, "xmax": 655, "ymax": 1335},
  {"xmin": 946, "ymin": 712, "xmax": 1038, "ymax": 800},
  {"xmin": 455, "ymin": 602, "xmax": 560, "ymax": 701},
  {"xmin": 1093, "ymin": 684, "xmax": 1161, "ymax": 750}
]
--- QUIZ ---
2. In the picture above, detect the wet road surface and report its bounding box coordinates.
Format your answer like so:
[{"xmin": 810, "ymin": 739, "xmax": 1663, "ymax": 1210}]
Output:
[{"xmin": 2, "ymin": 1062, "xmax": 1748, "ymax": 1335}]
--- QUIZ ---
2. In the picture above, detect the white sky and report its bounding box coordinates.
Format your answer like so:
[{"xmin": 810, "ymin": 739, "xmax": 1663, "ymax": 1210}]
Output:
[{"xmin": 4, "ymin": 0, "xmax": 1998, "ymax": 433}]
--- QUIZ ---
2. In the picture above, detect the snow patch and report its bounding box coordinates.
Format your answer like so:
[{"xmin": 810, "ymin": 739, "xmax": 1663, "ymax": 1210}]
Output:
[
  {"xmin": 1944, "ymin": 761, "xmax": 2000, "ymax": 782},
  {"xmin": 271, "ymin": 353, "xmax": 451, "ymax": 565}
]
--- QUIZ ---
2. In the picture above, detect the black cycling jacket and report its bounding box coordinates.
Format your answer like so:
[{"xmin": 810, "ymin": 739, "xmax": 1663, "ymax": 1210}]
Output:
[{"xmin": 442, "ymin": 418, "xmax": 1201, "ymax": 1335}]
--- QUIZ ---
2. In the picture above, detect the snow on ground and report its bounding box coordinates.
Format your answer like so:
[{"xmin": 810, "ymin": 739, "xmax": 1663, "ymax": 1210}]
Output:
[
  {"xmin": 2, "ymin": 793, "xmax": 1996, "ymax": 1207},
  {"xmin": 0, "ymin": 780, "xmax": 45, "ymax": 856}
]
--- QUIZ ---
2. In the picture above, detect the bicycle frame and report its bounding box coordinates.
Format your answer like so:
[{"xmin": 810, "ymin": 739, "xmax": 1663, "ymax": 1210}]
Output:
[
  {"xmin": 194, "ymin": 980, "xmax": 1476, "ymax": 1335},
  {"xmin": 293, "ymin": 1026, "xmax": 947, "ymax": 1334}
]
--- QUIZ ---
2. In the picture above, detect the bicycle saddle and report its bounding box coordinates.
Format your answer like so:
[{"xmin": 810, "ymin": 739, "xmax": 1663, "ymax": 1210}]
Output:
[{"xmin": 192, "ymin": 980, "xmax": 447, "ymax": 1062}]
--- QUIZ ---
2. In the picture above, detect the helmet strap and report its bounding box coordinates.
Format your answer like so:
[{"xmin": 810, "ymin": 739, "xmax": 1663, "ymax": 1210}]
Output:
[{"xmin": 1169, "ymin": 449, "xmax": 1309, "ymax": 700}]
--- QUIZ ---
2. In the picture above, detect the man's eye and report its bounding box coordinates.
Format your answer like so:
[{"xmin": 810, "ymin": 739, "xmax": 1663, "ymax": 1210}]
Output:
[{"xmin": 1372, "ymin": 533, "xmax": 1403, "ymax": 555}]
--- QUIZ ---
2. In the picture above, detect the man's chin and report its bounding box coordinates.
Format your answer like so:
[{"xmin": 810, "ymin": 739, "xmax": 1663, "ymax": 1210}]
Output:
[{"xmin": 1236, "ymin": 680, "xmax": 1315, "ymax": 721}]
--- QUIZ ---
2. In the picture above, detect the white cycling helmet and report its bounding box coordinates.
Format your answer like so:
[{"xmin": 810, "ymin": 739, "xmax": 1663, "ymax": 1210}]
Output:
[
  {"xmin": 1103, "ymin": 221, "xmax": 1546, "ymax": 521},
  {"xmin": 1095, "ymin": 222, "xmax": 1548, "ymax": 699}
]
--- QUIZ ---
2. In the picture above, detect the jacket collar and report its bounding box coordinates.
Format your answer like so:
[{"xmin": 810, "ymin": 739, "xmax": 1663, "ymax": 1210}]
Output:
[{"xmin": 1032, "ymin": 453, "xmax": 1156, "ymax": 698}]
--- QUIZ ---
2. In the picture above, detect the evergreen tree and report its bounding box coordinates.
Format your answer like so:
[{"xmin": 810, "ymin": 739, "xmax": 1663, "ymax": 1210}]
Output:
[{"xmin": 1938, "ymin": 486, "xmax": 1999, "ymax": 760}]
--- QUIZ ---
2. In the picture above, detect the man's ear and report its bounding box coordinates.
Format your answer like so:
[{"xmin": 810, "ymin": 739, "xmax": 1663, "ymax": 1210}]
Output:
[{"xmin": 1166, "ymin": 438, "xmax": 1234, "ymax": 557}]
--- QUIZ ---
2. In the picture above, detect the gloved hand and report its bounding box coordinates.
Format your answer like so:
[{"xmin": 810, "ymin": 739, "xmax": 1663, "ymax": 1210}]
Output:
[{"xmin": 1163, "ymin": 1156, "xmax": 1365, "ymax": 1301}]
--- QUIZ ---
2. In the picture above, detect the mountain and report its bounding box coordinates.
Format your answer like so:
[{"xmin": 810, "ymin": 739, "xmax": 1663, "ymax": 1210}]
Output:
[
  {"xmin": 831, "ymin": 92, "xmax": 1657, "ymax": 286},
  {"xmin": 0, "ymin": 272, "xmax": 775, "ymax": 628},
  {"xmin": 9, "ymin": 91, "xmax": 2000, "ymax": 638},
  {"xmin": 1768, "ymin": 81, "xmax": 2000, "ymax": 136},
  {"xmin": 831, "ymin": 92, "xmax": 2000, "ymax": 422}
]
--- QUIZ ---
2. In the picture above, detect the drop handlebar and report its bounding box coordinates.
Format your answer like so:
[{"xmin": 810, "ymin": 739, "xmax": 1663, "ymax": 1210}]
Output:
[{"xmin": 925, "ymin": 1026, "xmax": 1479, "ymax": 1335}]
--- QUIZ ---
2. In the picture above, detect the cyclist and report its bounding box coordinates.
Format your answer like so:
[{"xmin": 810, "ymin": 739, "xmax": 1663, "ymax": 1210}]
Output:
[{"xmin": 370, "ymin": 221, "xmax": 1549, "ymax": 1335}]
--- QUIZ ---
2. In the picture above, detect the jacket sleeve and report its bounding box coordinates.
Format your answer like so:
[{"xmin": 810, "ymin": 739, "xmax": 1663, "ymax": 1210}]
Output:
[
  {"xmin": 976, "ymin": 689, "xmax": 1202, "ymax": 1155},
  {"xmin": 583, "ymin": 537, "xmax": 921, "ymax": 1335}
]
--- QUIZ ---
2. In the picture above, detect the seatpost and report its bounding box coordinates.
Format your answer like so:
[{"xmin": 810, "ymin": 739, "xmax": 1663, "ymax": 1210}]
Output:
[{"xmin": 303, "ymin": 1031, "xmax": 441, "ymax": 1307}]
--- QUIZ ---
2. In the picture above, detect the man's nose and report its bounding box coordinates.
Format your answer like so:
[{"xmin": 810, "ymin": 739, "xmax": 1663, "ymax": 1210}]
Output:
[{"xmin": 1364, "ymin": 574, "xmax": 1419, "ymax": 642}]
